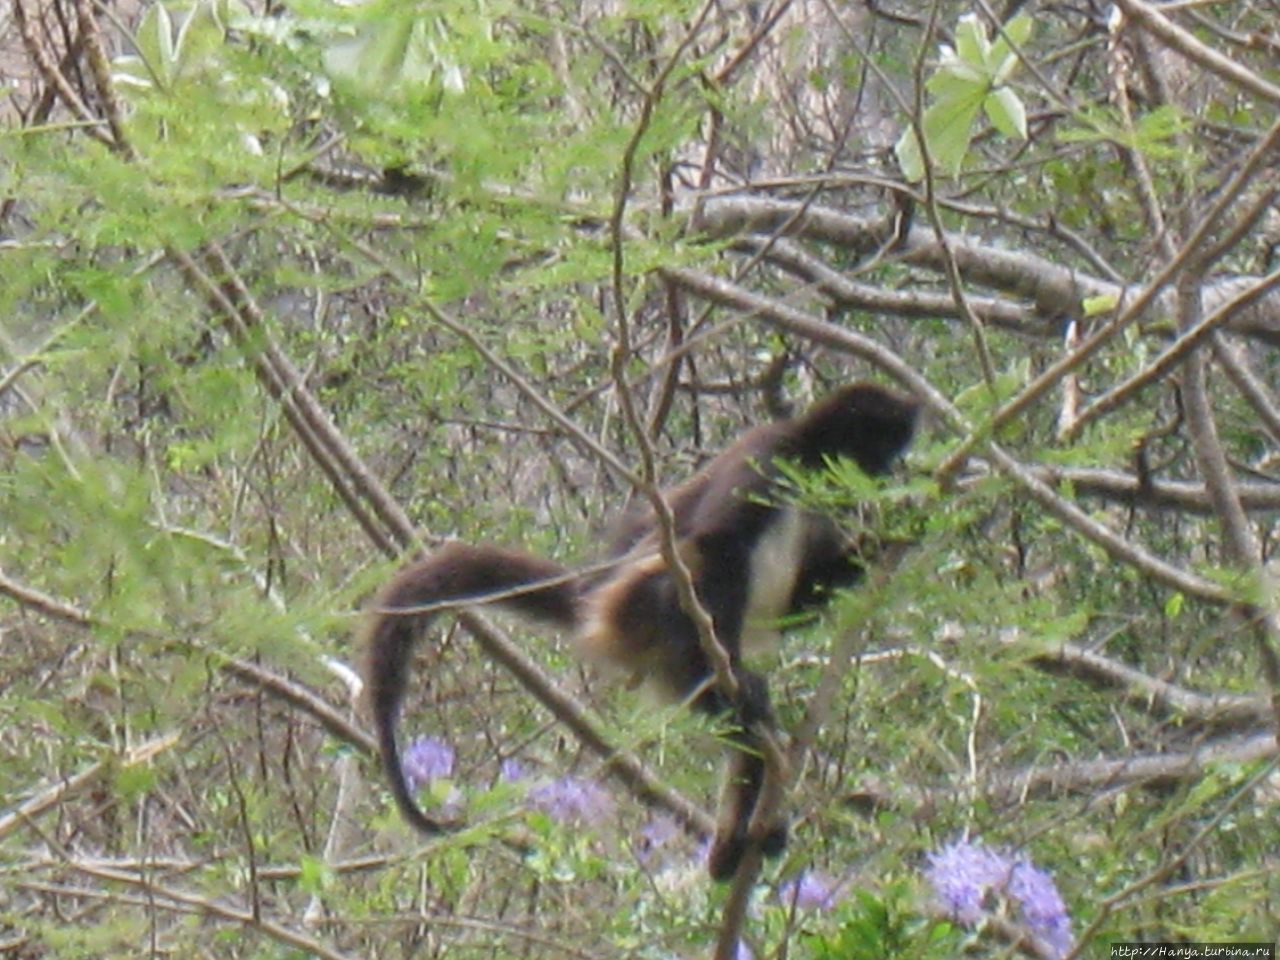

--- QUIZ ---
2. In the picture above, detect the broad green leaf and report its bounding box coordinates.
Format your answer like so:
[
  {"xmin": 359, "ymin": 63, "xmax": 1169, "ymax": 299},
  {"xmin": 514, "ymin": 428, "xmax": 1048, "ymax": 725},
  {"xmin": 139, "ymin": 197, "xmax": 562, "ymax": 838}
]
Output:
[
  {"xmin": 173, "ymin": 0, "xmax": 234, "ymax": 80},
  {"xmin": 894, "ymin": 127, "xmax": 925, "ymax": 182},
  {"xmin": 989, "ymin": 14, "xmax": 1033, "ymax": 77},
  {"xmin": 954, "ymin": 15, "xmax": 989, "ymax": 67},
  {"xmin": 324, "ymin": 15, "xmax": 463, "ymax": 96},
  {"xmin": 112, "ymin": 55, "xmax": 154, "ymax": 90},
  {"xmin": 984, "ymin": 85, "xmax": 1027, "ymax": 139},
  {"xmin": 922, "ymin": 88, "xmax": 986, "ymax": 175},
  {"xmin": 298, "ymin": 855, "xmax": 332, "ymax": 895},
  {"xmin": 926, "ymin": 58, "xmax": 986, "ymax": 94}
]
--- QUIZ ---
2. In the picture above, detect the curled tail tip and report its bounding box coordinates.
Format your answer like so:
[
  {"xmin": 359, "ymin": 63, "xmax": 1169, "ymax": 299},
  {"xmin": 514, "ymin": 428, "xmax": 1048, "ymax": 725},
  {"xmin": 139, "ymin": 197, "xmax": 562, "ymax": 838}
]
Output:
[
  {"xmin": 374, "ymin": 700, "xmax": 453, "ymax": 836},
  {"xmin": 362, "ymin": 610, "xmax": 443, "ymax": 834},
  {"xmin": 390, "ymin": 775, "xmax": 452, "ymax": 836}
]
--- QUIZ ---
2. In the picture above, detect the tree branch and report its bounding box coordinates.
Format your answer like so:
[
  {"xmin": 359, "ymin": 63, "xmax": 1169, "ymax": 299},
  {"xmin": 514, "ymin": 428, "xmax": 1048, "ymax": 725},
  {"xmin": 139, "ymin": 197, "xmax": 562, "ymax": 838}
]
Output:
[
  {"xmin": 1114, "ymin": 0, "xmax": 1280, "ymax": 105},
  {"xmin": 695, "ymin": 194, "xmax": 1280, "ymax": 347}
]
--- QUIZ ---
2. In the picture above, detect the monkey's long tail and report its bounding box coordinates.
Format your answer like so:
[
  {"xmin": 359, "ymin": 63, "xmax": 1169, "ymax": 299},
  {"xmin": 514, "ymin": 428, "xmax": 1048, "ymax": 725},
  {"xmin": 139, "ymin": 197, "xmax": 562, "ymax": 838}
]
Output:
[{"xmin": 362, "ymin": 542, "xmax": 580, "ymax": 834}]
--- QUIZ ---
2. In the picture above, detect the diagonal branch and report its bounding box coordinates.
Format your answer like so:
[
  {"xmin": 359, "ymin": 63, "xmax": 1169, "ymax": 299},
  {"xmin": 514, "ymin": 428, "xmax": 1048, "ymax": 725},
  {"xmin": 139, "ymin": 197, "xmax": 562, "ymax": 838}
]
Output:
[
  {"xmin": 1176, "ymin": 279, "xmax": 1280, "ymax": 729},
  {"xmin": 1113, "ymin": 0, "xmax": 1280, "ymax": 105}
]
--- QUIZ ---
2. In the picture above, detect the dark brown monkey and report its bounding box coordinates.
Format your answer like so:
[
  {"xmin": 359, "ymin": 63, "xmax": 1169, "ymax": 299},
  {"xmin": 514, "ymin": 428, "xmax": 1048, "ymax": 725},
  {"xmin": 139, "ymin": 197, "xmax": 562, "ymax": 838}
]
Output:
[{"xmin": 363, "ymin": 382, "xmax": 918, "ymax": 880}]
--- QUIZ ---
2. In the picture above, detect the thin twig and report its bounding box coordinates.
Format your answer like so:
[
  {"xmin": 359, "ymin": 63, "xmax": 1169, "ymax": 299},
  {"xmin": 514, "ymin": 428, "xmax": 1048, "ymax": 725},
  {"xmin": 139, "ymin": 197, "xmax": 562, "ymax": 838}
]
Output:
[
  {"xmin": 0, "ymin": 734, "xmax": 180, "ymax": 841},
  {"xmin": 1068, "ymin": 265, "xmax": 1280, "ymax": 437},
  {"xmin": 67, "ymin": 860, "xmax": 359, "ymax": 960}
]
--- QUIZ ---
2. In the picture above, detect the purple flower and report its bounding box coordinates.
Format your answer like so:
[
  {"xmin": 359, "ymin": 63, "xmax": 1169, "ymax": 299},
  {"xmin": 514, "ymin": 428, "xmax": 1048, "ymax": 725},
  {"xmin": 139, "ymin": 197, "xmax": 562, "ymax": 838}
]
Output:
[
  {"xmin": 924, "ymin": 839, "xmax": 1013, "ymax": 924},
  {"xmin": 923, "ymin": 839, "xmax": 1074, "ymax": 960},
  {"xmin": 402, "ymin": 736, "xmax": 454, "ymax": 792},
  {"xmin": 635, "ymin": 814, "xmax": 681, "ymax": 862},
  {"xmin": 528, "ymin": 776, "xmax": 614, "ymax": 825},
  {"xmin": 1009, "ymin": 860, "xmax": 1074, "ymax": 958},
  {"xmin": 777, "ymin": 871, "xmax": 844, "ymax": 911},
  {"xmin": 499, "ymin": 758, "xmax": 527, "ymax": 783},
  {"xmin": 734, "ymin": 941, "xmax": 754, "ymax": 960}
]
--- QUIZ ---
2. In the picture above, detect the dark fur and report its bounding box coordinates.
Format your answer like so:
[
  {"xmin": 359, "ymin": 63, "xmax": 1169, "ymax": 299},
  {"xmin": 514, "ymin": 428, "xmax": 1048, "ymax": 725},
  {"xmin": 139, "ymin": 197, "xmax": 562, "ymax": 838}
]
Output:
[{"xmin": 362, "ymin": 382, "xmax": 918, "ymax": 879}]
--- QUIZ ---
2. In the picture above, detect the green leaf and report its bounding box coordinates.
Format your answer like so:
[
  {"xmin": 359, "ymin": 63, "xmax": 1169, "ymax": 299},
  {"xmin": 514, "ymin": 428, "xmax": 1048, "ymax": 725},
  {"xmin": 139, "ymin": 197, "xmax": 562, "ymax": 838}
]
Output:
[
  {"xmin": 298, "ymin": 855, "xmax": 332, "ymax": 895},
  {"xmin": 137, "ymin": 1, "xmax": 176, "ymax": 89},
  {"xmin": 115, "ymin": 762, "xmax": 157, "ymax": 802},
  {"xmin": 1083, "ymin": 293, "xmax": 1119, "ymax": 316},
  {"xmin": 925, "ymin": 58, "xmax": 986, "ymax": 94},
  {"xmin": 921, "ymin": 88, "xmax": 986, "ymax": 176},
  {"xmin": 953, "ymin": 15, "xmax": 989, "ymax": 67},
  {"xmin": 172, "ymin": 0, "xmax": 234, "ymax": 79},
  {"xmin": 324, "ymin": 14, "xmax": 464, "ymax": 97},
  {"xmin": 984, "ymin": 85, "xmax": 1027, "ymax": 139},
  {"xmin": 989, "ymin": 14, "xmax": 1033, "ymax": 79},
  {"xmin": 895, "ymin": 127, "xmax": 925, "ymax": 183}
]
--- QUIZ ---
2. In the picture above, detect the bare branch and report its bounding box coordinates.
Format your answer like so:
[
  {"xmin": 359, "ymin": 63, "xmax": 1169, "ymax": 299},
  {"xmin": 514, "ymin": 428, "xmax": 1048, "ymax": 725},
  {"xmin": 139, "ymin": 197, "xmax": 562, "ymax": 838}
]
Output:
[
  {"xmin": 1068, "ymin": 265, "xmax": 1280, "ymax": 436},
  {"xmin": 1029, "ymin": 467, "xmax": 1280, "ymax": 514},
  {"xmin": 1213, "ymin": 334, "xmax": 1280, "ymax": 445},
  {"xmin": 1176, "ymin": 278, "xmax": 1280, "ymax": 728},
  {"xmin": 1114, "ymin": 0, "xmax": 1280, "ymax": 105},
  {"xmin": 845, "ymin": 730, "xmax": 1277, "ymax": 811},
  {"xmin": 67, "ymin": 860, "xmax": 359, "ymax": 960},
  {"xmin": 695, "ymin": 194, "xmax": 1280, "ymax": 347},
  {"xmin": 0, "ymin": 733, "xmax": 180, "ymax": 842},
  {"xmin": 1031, "ymin": 642, "xmax": 1270, "ymax": 732}
]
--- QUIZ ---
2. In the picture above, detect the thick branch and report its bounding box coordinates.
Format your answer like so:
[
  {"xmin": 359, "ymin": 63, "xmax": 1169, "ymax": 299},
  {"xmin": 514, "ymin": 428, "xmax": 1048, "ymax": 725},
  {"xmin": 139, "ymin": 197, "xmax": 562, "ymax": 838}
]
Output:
[
  {"xmin": 744, "ymin": 236, "xmax": 1048, "ymax": 337},
  {"xmin": 1031, "ymin": 642, "xmax": 1270, "ymax": 732},
  {"xmin": 695, "ymin": 195, "xmax": 1280, "ymax": 346},
  {"xmin": 1114, "ymin": 0, "xmax": 1280, "ymax": 105},
  {"xmin": 846, "ymin": 730, "xmax": 1277, "ymax": 812},
  {"xmin": 1177, "ymin": 279, "xmax": 1280, "ymax": 728},
  {"xmin": 1033, "ymin": 467, "xmax": 1280, "ymax": 514}
]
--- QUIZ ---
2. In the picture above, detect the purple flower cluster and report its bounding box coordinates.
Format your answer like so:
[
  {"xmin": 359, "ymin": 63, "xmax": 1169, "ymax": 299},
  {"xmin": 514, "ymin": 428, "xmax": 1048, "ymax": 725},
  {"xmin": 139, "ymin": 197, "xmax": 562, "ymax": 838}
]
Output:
[
  {"xmin": 1007, "ymin": 860, "xmax": 1074, "ymax": 959},
  {"xmin": 777, "ymin": 871, "xmax": 845, "ymax": 911},
  {"xmin": 924, "ymin": 838, "xmax": 1074, "ymax": 959},
  {"xmin": 499, "ymin": 758, "xmax": 527, "ymax": 783},
  {"xmin": 399, "ymin": 738, "xmax": 626, "ymax": 838},
  {"xmin": 402, "ymin": 736, "xmax": 455, "ymax": 791},
  {"xmin": 635, "ymin": 814, "xmax": 682, "ymax": 862},
  {"xmin": 528, "ymin": 776, "xmax": 615, "ymax": 825}
]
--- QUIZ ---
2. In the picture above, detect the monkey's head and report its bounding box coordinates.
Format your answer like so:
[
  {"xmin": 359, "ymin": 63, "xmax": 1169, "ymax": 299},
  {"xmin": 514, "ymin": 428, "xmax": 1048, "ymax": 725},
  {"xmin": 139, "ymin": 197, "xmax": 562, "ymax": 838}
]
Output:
[{"xmin": 795, "ymin": 382, "xmax": 919, "ymax": 476}]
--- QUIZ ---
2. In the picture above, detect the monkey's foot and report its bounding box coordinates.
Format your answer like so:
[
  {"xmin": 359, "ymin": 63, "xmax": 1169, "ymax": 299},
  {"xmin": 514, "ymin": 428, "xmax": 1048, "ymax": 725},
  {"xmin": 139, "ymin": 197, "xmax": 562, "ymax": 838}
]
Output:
[{"xmin": 707, "ymin": 820, "xmax": 789, "ymax": 882}]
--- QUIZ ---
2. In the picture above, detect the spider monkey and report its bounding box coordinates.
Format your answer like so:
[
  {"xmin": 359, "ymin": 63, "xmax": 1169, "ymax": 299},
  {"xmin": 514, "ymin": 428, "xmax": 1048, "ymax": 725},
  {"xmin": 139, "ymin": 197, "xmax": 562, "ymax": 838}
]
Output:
[{"xmin": 362, "ymin": 382, "xmax": 918, "ymax": 880}]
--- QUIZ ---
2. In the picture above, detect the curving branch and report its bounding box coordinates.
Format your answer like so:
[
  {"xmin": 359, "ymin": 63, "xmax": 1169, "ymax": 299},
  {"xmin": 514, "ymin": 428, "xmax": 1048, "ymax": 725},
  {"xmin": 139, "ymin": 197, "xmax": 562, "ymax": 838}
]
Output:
[
  {"xmin": 740, "ymin": 235, "xmax": 1049, "ymax": 337},
  {"xmin": 695, "ymin": 195, "xmax": 1280, "ymax": 347},
  {"xmin": 845, "ymin": 730, "xmax": 1277, "ymax": 812},
  {"xmin": 66, "ymin": 859, "xmax": 357, "ymax": 960},
  {"xmin": 1030, "ymin": 642, "xmax": 1271, "ymax": 733},
  {"xmin": 1029, "ymin": 467, "xmax": 1280, "ymax": 514},
  {"xmin": 1176, "ymin": 278, "xmax": 1280, "ymax": 729},
  {"xmin": 1069, "ymin": 265, "xmax": 1280, "ymax": 436},
  {"xmin": 0, "ymin": 568, "xmax": 378, "ymax": 758},
  {"xmin": 985, "ymin": 732, "xmax": 1277, "ymax": 804},
  {"xmin": 1213, "ymin": 334, "xmax": 1280, "ymax": 446},
  {"xmin": 0, "ymin": 733, "xmax": 181, "ymax": 842}
]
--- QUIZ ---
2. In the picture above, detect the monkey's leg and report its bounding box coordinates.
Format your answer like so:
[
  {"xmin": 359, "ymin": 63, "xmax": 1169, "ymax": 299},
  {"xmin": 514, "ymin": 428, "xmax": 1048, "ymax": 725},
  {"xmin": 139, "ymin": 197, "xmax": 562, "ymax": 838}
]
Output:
[{"xmin": 704, "ymin": 669, "xmax": 788, "ymax": 882}]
